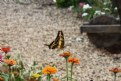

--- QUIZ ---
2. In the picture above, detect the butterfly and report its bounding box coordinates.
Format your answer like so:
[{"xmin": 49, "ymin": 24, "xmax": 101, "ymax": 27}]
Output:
[{"xmin": 45, "ymin": 31, "xmax": 64, "ymax": 49}]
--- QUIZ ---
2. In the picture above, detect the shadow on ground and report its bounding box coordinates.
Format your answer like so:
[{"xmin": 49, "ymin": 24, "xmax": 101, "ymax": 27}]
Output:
[{"xmin": 104, "ymin": 44, "xmax": 121, "ymax": 54}]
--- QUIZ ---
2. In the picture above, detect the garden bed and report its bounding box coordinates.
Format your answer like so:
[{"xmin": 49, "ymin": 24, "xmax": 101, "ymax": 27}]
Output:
[{"xmin": 0, "ymin": 1, "xmax": 121, "ymax": 81}]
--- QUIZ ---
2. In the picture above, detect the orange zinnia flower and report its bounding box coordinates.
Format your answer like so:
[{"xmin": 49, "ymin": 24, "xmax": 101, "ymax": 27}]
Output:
[
  {"xmin": 42, "ymin": 66, "xmax": 57, "ymax": 74},
  {"xmin": 1, "ymin": 47, "xmax": 10, "ymax": 53},
  {"xmin": 68, "ymin": 57, "xmax": 79, "ymax": 64},
  {"xmin": 59, "ymin": 51, "xmax": 72, "ymax": 58},
  {"xmin": 109, "ymin": 68, "xmax": 121, "ymax": 73},
  {"xmin": 3, "ymin": 59, "xmax": 16, "ymax": 66}
]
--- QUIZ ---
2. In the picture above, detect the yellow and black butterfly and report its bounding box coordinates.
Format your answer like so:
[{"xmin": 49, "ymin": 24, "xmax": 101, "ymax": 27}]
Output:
[{"xmin": 45, "ymin": 31, "xmax": 64, "ymax": 49}]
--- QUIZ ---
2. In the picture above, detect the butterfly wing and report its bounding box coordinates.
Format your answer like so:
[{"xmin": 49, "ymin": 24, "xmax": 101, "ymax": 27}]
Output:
[
  {"xmin": 46, "ymin": 31, "xmax": 64, "ymax": 49},
  {"xmin": 48, "ymin": 41, "xmax": 58, "ymax": 49}
]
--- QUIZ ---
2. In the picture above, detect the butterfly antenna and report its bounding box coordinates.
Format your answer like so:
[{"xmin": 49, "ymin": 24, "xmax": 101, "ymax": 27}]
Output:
[{"xmin": 44, "ymin": 44, "xmax": 49, "ymax": 46}]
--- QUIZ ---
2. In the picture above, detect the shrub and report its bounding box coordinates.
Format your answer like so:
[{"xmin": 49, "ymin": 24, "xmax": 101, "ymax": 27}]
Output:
[{"xmin": 54, "ymin": 0, "xmax": 119, "ymax": 20}]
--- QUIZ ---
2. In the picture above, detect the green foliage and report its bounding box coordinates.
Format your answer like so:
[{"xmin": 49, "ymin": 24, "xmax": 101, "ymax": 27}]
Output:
[
  {"xmin": 54, "ymin": 0, "xmax": 119, "ymax": 21},
  {"xmin": 0, "ymin": 72, "xmax": 9, "ymax": 81},
  {"xmin": 78, "ymin": 0, "xmax": 118, "ymax": 20},
  {"xmin": 55, "ymin": 0, "xmax": 79, "ymax": 8}
]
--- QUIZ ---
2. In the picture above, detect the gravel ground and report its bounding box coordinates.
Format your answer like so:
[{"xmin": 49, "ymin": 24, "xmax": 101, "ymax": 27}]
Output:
[{"xmin": 1, "ymin": 1, "xmax": 121, "ymax": 81}]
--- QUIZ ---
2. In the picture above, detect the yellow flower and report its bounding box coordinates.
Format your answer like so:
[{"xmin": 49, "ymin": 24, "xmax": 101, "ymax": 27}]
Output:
[
  {"xmin": 42, "ymin": 66, "xmax": 57, "ymax": 74},
  {"xmin": 32, "ymin": 73, "xmax": 41, "ymax": 78}
]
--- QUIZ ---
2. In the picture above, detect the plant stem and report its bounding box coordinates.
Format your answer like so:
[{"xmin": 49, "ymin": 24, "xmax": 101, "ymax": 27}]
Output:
[
  {"xmin": 66, "ymin": 58, "xmax": 68, "ymax": 81},
  {"xmin": 47, "ymin": 74, "xmax": 51, "ymax": 81},
  {"xmin": 8, "ymin": 65, "xmax": 11, "ymax": 73},
  {"xmin": 5, "ymin": 53, "xmax": 7, "ymax": 59},
  {"xmin": 114, "ymin": 73, "xmax": 117, "ymax": 81},
  {"xmin": 70, "ymin": 63, "xmax": 74, "ymax": 81},
  {"xmin": 38, "ymin": 77, "xmax": 41, "ymax": 81}
]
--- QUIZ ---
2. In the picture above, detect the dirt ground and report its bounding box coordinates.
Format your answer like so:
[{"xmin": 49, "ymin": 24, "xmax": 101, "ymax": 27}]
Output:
[{"xmin": 1, "ymin": 1, "xmax": 121, "ymax": 81}]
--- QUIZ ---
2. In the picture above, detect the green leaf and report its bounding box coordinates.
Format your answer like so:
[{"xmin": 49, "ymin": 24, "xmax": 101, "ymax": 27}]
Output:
[
  {"xmin": 15, "ymin": 76, "xmax": 23, "ymax": 81},
  {"xmin": 1, "ymin": 72, "xmax": 9, "ymax": 81}
]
